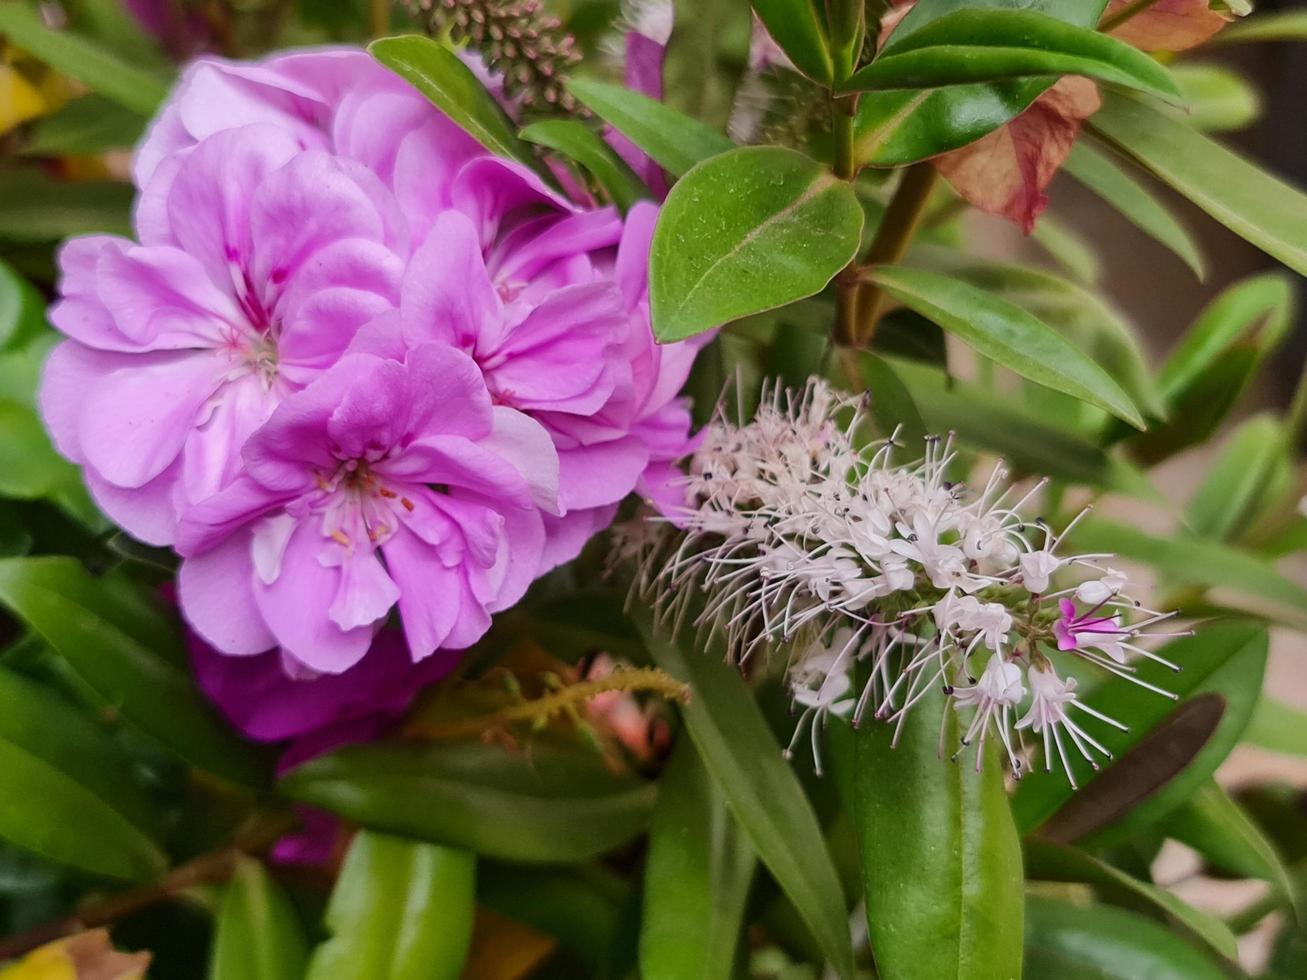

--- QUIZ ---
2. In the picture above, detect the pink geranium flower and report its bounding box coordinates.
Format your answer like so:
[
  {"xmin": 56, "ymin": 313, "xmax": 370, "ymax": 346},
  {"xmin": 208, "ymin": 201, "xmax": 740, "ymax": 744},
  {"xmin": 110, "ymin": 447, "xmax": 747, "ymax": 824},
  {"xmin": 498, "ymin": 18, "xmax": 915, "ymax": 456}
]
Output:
[
  {"xmin": 41, "ymin": 125, "xmax": 407, "ymax": 544},
  {"xmin": 174, "ymin": 344, "xmax": 557, "ymax": 673}
]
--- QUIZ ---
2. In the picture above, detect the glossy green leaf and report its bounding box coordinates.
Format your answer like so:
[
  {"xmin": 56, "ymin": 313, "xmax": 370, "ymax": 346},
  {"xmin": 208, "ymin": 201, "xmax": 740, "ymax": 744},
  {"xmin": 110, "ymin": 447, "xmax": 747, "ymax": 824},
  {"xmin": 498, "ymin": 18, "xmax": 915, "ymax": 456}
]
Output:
[
  {"xmin": 519, "ymin": 119, "xmax": 648, "ymax": 211},
  {"xmin": 886, "ymin": 356, "xmax": 1155, "ymax": 496},
  {"xmin": 854, "ymin": 0, "xmax": 1106, "ymax": 166},
  {"xmin": 0, "ymin": 170, "xmax": 132, "ymax": 241},
  {"xmin": 1171, "ymin": 63, "xmax": 1261, "ymax": 133},
  {"xmin": 369, "ymin": 35, "xmax": 534, "ymax": 167},
  {"xmin": 0, "ymin": 557, "xmax": 270, "ymax": 786},
  {"xmin": 212, "ymin": 857, "xmax": 309, "ymax": 980},
  {"xmin": 1024, "ymin": 839, "xmax": 1238, "ymax": 963},
  {"xmin": 0, "ymin": 665, "xmax": 165, "ymax": 881},
  {"xmin": 845, "ymin": 10, "xmax": 1179, "ymax": 102},
  {"xmin": 751, "ymin": 0, "xmax": 833, "ymax": 84},
  {"xmin": 1063, "ymin": 142, "xmax": 1205, "ymax": 279},
  {"xmin": 566, "ymin": 78, "xmax": 734, "ymax": 178},
  {"xmin": 1025, "ymin": 899, "xmax": 1226, "ymax": 979},
  {"xmin": 634, "ymin": 611, "xmax": 855, "ymax": 980},
  {"xmin": 868, "ymin": 265, "xmax": 1144, "ymax": 427},
  {"xmin": 281, "ymin": 737, "xmax": 655, "ymax": 863},
  {"xmin": 832, "ymin": 687, "xmax": 1023, "ymax": 980},
  {"xmin": 662, "ymin": 0, "xmax": 752, "ymax": 130},
  {"xmin": 650, "ymin": 147, "xmax": 862, "ymax": 342},
  {"xmin": 21, "ymin": 94, "xmax": 146, "ymax": 157},
  {"xmin": 0, "ymin": 4, "xmax": 169, "ymax": 115},
  {"xmin": 1168, "ymin": 780, "xmax": 1295, "ymax": 902},
  {"xmin": 305, "ymin": 831, "xmax": 475, "ymax": 980},
  {"xmin": 1069, "ymin": 519, "xmax": 1307, "ymax": 624},
  {"xmin": 1245, "ymin": 697, "xmax": 1307, "ymax": 757},
  {"xmin": 1091, "ymin": 90, "xmax": 1307, "ymax": 278},
  {"xmin": 1014, "ymin": 621, "xmax": 1268, "ymax": 841},
  {"xmin": 1215, "ymin": 10, "xmax": 1307, "ymax": 43},
  {"xmin": 1186, "ymin": 414, "xmax": 1289, "ymax": 543},
  {"xmin": 640, "ymin": 738, "xmax": 755, "ymax": 980}
]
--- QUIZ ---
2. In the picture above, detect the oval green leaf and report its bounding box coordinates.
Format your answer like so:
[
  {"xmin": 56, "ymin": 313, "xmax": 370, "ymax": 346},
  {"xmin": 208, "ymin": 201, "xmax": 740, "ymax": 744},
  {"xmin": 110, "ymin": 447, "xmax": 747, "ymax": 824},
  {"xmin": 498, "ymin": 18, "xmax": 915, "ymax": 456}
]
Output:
[
  {"xmin": 567, "ymin": 77, "xmax": 734, "ymax": 179},
  {"xmin": 844, "ymin": 10, "xmax": 1180, "ymax": 102},
  {"xmin": 212, "ymin": 857, "xmax": 309, "ymax": 980},
  {"xmin": 651, "ymin": 147, "xmax": 863, "ymax": 342},
  {"xmin": 1171, "ymin": 63, "xmax": 1261, "ymax": 133},
  {"xmin": 0, "ymin": 557, "xmax": 271, "ymax": 786},
  {"xmin": 634, "ymin": 610, "xmax": 855, "ymax": 980},
  {"xmin": 830, "ymin": 691, "xmax": 1024, "ymax": 980},
  {"xmin": 519, "ymin": 119, "xmax": 649, "ymax": 211},
  {"xmin": 868, "ymin": 265, "xmax": 1145, "ymax": 427},
  {"xmin": 281, "ymin": 737, "xmax": 656, "ymax": 863},
  {"xmin": 640, "ymin": 738, "xmax": 755, "ymax": 980},
  {"xmin": 305, "ymin": 831, "xmax": 475, "ymax": 980},
  {"xmin": 751, "ymin": 0, "xmax": 834, "ymax": 84},
  {"xmin": 1091, "ymin": 90, "xmax": 1307, "ymax": 279}
]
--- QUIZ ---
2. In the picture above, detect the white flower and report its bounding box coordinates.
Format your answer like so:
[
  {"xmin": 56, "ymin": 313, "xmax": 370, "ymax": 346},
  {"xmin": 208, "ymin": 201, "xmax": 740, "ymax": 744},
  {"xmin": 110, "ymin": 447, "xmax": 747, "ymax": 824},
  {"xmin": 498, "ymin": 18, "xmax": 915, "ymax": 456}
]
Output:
[
  {"xmin": 1016, "ymin": 667, "xmax": 1126, "ymax": 788},
  {"xmin": 1076, "ymin": 567, "xmax": 1128, "ymax": 605},
  {"xmin": 953, "ymin": 654, "xmax": 1025, "ymax": 770},
  {"xmin": 1019, "ymin": 549, "xmax": 1061, "ymax": 594}
]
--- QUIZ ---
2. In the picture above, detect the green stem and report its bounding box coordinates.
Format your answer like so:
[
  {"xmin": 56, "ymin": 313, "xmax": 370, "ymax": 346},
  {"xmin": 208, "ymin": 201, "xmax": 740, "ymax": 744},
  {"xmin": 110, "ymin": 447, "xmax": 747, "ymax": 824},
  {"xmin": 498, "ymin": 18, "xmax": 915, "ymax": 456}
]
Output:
[
  {"xmin": 832, "ymin": 94, "xmax": 862, "ymax": 356},
  {"xmin": 1100, "ymin": 0, "xmax": 1164, "ymax": 32}
]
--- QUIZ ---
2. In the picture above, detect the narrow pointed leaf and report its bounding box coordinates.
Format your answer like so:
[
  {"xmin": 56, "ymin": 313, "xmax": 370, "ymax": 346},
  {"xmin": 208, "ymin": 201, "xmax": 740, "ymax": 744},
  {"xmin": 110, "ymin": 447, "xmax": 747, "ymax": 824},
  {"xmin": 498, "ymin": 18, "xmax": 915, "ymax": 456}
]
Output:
[
  {"xmin": 1171, "ymin": 63, "xmax": 1261, "ymax": 133},
  {"xmin": 635, "ymin": 611, "xmax": 855, "ymax": 980},
  {"xmin": 867, "ymin": 265, "xmax": 1144, "ymax": 427},
  {"xmin": 21, "ymin": 94, "xmax": 146, "ymax": 157},
  {"xmin": 567, "ymin": 78, "xmax": 734, "ymax": 178},
  {"xmin": 1063, "ymin": 142, "xmax": 1205, "ymax": 278},
  {"xmin": 651, "ymin": 147, "xmax": 863, "ymax": 342},
  {"xmin": 281, "ymin": 738, "xmax": 655, "ymax": 863},
  {"xmin": 751, "ymin": 0, "xmax": 834, "ymax": 84},
  {"xmin": 830, "ymin": 690, "xmax": 1023, "ymax": 980},
  {"xmin": 1025, "ymin": 839, "xmax": 1238, "ymax": 963},
  {"xmin": 212, "ymin": 858, "xmax": 309, "ymax": 980},
  {"xmin": 1025, "ymin": 899, "xmax": 1226, "ymax": 979},
  {"xmin": 1015, "ymin": 621, "xmax": 1268, "ymax": 841},
  {"xmin": 1215, "ymin": 10, "xmax": 1307, "ymax": 43},
  {"xmin": 0, "ymin": 557, "xmax": 271, "ymax": 786},
  {"xmin": 1186, "ymin": 414, "xmax": 1289, "ymax": 543},
  {"xmin": 1091, "ymin": 90, "xmax": 1307, "ymax": 278},
  {"xmin": 1245, "ymin": 697, "xmax": 1307, "ymax": 757},
  {"xmin": 0, "ymin": 666, "xmax": 165, "ymax": 880},
  {"xmin": 369, "ymin": 35, "xmax": 534, "ymax": 167},
  {"xmin": 520, "ymin": 119, "xmax": 649, "ymax": 211},
  {"xmin": 305, "ymin": 832, "xmax": 475, "ymax": 980},
  {"xmin": 640, "ymin": 739, "xmax": 756, "ymax": 980},
  {"xmin": 844, "ymin": 10, "xmax": 1180, "ymax": 102},
  {"xmin": 0, "ymin": 5, "xmax": 169, "ymax": 115}
]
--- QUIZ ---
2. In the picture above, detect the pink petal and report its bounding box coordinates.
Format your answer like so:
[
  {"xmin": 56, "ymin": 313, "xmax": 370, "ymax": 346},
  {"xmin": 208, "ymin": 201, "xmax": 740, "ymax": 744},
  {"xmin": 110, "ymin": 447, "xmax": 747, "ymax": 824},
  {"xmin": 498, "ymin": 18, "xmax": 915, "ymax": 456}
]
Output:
[
  {"xmin": 401, "ymin": 212, "xmax": 503, "ymax": 351},
  {"xmin": 178, "ymin": 528, "xmax": 277, "ymax": 655},
  {"xmin": 85, "ymin": 463, "xmax": 183, "ymax": 546},
  {"xmin": 1104, "ymin": 0, "xmax": 1231, "ymax": 52}
]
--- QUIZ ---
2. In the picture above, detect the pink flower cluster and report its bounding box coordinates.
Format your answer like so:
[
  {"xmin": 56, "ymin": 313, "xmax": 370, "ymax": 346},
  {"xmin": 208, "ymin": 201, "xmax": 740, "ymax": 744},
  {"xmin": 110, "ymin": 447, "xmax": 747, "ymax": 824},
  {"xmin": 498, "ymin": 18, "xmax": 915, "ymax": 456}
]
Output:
[{"xmin": 43, "ymin": 48, "xmax": 701, "ymax": 678}]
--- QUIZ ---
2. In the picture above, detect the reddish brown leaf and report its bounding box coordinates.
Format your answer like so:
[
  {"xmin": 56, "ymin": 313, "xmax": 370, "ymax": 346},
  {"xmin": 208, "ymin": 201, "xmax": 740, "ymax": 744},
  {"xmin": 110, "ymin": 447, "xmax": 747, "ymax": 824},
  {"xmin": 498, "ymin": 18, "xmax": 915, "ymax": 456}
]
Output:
[
  {"xmin": 932, "ymin": 76, "xmax": 1101, "ymax": 233},
  {"xmin": 1104, "ymin": 0, "xmax": 1233, "ymax": 53}
]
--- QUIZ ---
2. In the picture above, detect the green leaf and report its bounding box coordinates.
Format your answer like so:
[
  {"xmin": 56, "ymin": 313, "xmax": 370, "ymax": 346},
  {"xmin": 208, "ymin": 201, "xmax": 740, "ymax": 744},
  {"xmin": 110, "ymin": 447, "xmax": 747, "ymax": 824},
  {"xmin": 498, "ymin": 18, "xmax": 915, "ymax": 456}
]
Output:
[
  {"xmin": 639, "ymin": 738, "xmax": 755, "ymax": 980},
  {"xmin": 0, "ymin": 4, "xmax": 169, "ymax": 115},
  {"xmin": 662, "ymin": 0, "xmax": 752, "ymax": 131},
  {"xmin": 858, "ymin": 353, "xmax": 927, "ymax": 451},
  {"xmin": 1028, "ymin": 213, "xmax": 1101, "ymax": 286},
  {"xmin": 519, "ymin": 119, "xmax": 648, "ymax": 211},
  {"xmin": 1167, "ymin": 780, "xmax": 1296, "ymax": 902},
  {"xmin": 1091, "ymin": 90, "xmax": 1307, "ymax": 278},
  {"xmin": 1171, "ymin": 63, "xmax": 1261, "ymax": 133},
  {"xmin": 0, "ymin": 170, "xmax": 133, "ymax": 241},
  {"xmin": 0, "ymin": 399, "xmax": 81, "ymax": 500},
  {"xmin": 212, "ymin": 857, "xmax": 309, "ymax": 980},
  {"xmin": 566, "ymin": 78, "xmax": 734, "ymax": 179},
  {"xmin": 634, "ymin": 610, "xmax": 855, "ymax": 980},
  {"xmin": 844, "ymin": 9, "xmax": 1179, "ymax": 102},
  {"xmin": 0, "ymin": 259, "xmax": 46, "ymax": 352},
  {"xmin": 1024, "ymin": 839, "xmax": 1238, "ymax": 964},
  {"xmin": 0, "ymin": 665, "xmax": 165, "ymax": 880},
  {"xmin": 650, "ymin": 147, "xmax": 863, "ymax": 342},
  {"xmin": 1245, "ymin": 697, "xmax": 1307, "ymax": 757},
  {"xmin": 1069, "ymin": 518, "xmax": 1307, "ymax": 624},
  {"xmin": 751, "ymin": 0, "xmax": 834, "ymax": 84},
  {"xmin": 1063, "ymin": 142, "xmax": 1205, "ymax": 279},
  {"xmin": 1024, "ymin": 898, "xmax": 1227, "ymax": 979},
  {"xmin": 305, "ymin": 831, "xmax": 475, "ymax": 980},
  {"xmin": 0, "ymin": 557, "xmax": 271, "ymax": 786},
  {"xmin": 281, "ymin": 737, "xmax": 656, "ymax": 863},
  {"xmin": 21, "ymin": 94, "xmax": 146, "ymax": 157},
  {"xmin": 831, "ymin": 690, "xmax": 1023, "ymax": 980},
  {"xmin": 867, "ymin": 265, "xmax": 1144, "ymax": 427},
  {"xmin": 369, "ymin": 35, "xmax": 534, "ymax": 167},
  {"xmin": 1186, "ymin": 414, "xmax": 1289, "ymax": 543},
  {"xmin": 1014, "ymin": 620, "xmax": 1268, "ymax": 842},
  {"xmin": 1214, "ymin": 10, "xmax": 1307, "ymax": 43},
  {"xmin": 853, "ymin": 0, "xmax": 1107, "ymax": 166}
]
